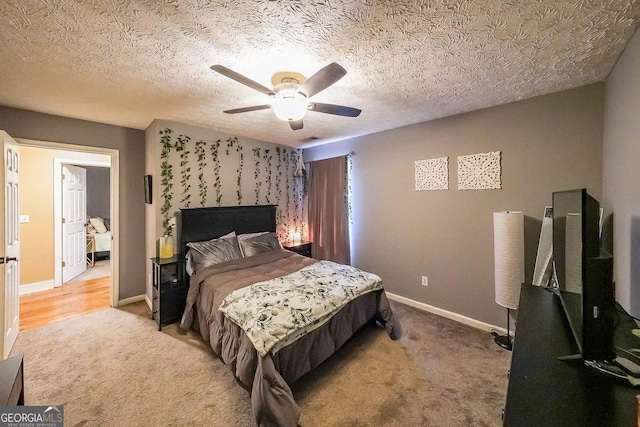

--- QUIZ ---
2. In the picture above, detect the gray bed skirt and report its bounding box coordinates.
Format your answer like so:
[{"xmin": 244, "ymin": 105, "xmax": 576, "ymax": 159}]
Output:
[
  {"xmin": 186, "ymin": 251, "xmax": 398, "ymax": 426},
  {"xmin": 197, "ymin": 290, "xmax": 397, "ymax": 426}
]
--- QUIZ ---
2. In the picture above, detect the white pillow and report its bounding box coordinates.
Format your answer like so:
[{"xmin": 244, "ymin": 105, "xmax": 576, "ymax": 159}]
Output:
[
  {"xmin": 86, "ymin": 223, "xmax": 97, "ymax": 235},
  {"xmin": 89, "ymin": 217, "xmax": 107, "ymax": 234}
]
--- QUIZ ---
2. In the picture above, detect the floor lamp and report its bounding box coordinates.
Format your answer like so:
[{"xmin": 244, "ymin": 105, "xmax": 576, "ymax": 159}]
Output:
[{"xmin": 492, "ymin": 211, "xmax": 524, "ymax": 351}]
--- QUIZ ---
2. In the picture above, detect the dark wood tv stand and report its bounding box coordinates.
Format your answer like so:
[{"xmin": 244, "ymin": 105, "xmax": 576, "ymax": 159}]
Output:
[
  {"xmin": 0, "ymin": 355, "xmax": 24, "ymax": 405},
  {"xmin": 503, "ymin": 284, "xmax": 638, "ymax": 426}
]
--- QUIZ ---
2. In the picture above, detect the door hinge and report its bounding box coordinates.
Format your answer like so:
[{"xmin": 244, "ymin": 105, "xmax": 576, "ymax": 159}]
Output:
[
  {"xmin": 62, "ymin": 173, "xmax": 65, "ymax": 180},
  {"xmin": 62, "ymin": 261, "xmax": 66, "ymax": 267},
  {"xmin": 62, "ymin": 218, "xmax": 66, "ymax": 224}
]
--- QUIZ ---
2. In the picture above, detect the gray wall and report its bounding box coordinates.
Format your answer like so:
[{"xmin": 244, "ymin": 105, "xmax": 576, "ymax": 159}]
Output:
[
  {"xmin": 86, "ymin": 166, "xmax": 111, "ymax": 219},
  {"xmin": 603, "ymin": 26, "xmax": 640, "ymax": 317},
  {"xmin": 304, "ymin": 84, "xmax": 605, "ymax": 327},
  {"xmin": 0, "ymin": 106, "xmax": 146, "ymax": 300}
]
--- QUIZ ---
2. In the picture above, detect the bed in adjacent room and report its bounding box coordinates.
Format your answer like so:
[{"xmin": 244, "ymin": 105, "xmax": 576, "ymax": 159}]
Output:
[
  {"xmin": 178, "ymin": 205, "xmax": 398, "ymax": 427},
  {"xmin": 87, "ymin": 216, "xmax": 111, "ymax": 260}
]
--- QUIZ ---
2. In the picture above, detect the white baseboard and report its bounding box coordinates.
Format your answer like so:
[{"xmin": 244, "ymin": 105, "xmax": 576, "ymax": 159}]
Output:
[
  {"xmin": 118, "ymin": 294, "xmax": 146, "ymax": 307},
  {"xmin": 20, "ymin": 280, "xmax": 54, "ymax": 295},
  {"xmin": 144, "ymin": 294, "xmax": 152, "ymax": 310},
  {"xmin": 385, "ymin": 292, "xmax": 508, "ymax": 335}
]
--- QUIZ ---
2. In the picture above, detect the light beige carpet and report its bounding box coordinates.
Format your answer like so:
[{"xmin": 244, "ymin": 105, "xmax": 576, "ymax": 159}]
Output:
[{"xmin": 10, "ymin": 300, "xmax": 510, "ymax": 426}]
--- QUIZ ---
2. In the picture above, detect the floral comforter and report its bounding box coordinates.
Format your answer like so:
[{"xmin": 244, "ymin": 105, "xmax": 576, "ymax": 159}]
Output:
[
  {"xmin": 218, "ymin": 260, "xmax": 383, "ymax": 356},
  {"xmin": 180, "ymin": 249, "xmax": 398, "ymax": 427}
]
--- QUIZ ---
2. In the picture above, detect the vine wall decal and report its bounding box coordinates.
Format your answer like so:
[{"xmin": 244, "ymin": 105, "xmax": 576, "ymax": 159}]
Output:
[
  {"xmin": 275, "ymin": 147, "xmax": 283, "ymax": 223},
  {"xmin": 263, "ymin": 149, "xmax": 272, "ymax": 204},
  {"xmin": 195, "ymin": 139, "xmax": 207, "ymax": 206},
  {"xmin": 159, "ymin": 128, "xmax": 174, "ymax": 236},
  {"xmin": 234, "ymin": 138, "xmax": 244, "ymax": 205},
  {"xmin": 155, "ymin": 127, "xmax": 304, "ymax": 242},
  {"xmin": 346, "ymin": 154, "xmax": 354, "ymax": 225},
  {"xmin": 252, "ymin": 147, "xmax": 261, "ymax": 205},
  {"xmin": 285, "ymin": 150, "xmax": 291, "ymax": 232},
  {"xmin": 175, "ymin": 134, "xmax": 192, "ymax": 207},
  {"xmin": 292, "ymin": 150, "xmax": 301, "ymax": 234},
  {"xmin": 211, "ymin": 139, "xmax": 222, "ymax": 205}
]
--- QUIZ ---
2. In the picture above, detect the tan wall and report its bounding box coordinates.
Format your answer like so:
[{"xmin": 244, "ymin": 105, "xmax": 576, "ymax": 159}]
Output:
[
  {"xmin": 19, "ymin": 146, "xmax": 54, "ymax": 285},
  {"xmin": 18, "ymin": 146, "xmax": 111, "ymax": 287},
  {"xmin": 304, "ymin": 84, "xmax": 605, "ymax": 328}
]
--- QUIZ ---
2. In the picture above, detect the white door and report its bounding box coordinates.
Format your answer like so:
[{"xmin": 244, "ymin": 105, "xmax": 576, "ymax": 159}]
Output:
[
  {"xmin": 0, "ymin": 131, "xmax": 20, "ymax": 359},
  {"xmin": 62, "ymin": 164, "xmax": 87, "ymax": 283}
]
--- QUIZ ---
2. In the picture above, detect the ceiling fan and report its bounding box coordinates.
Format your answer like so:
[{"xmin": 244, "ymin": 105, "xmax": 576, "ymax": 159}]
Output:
[{"xmin": 210, "ymin": 62, "xmax": 361, "ymax": 130}]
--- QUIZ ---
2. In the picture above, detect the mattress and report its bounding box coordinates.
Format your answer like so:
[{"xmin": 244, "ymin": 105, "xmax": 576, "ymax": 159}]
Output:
[{"xmin": 92, "ymin": 231, "xmax": 111, "ymax": 253}]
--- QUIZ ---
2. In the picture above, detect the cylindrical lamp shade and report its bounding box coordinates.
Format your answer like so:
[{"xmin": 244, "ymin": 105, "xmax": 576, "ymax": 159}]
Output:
[{"xmin": 494, "ymin": 211, "xmax": 525, "ymax": 309}]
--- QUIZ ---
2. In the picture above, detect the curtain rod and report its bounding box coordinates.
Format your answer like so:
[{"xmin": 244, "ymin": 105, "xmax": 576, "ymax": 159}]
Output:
[{"xmin": 307, "ymin": 151, "xmax": 356, "ymax": 162}]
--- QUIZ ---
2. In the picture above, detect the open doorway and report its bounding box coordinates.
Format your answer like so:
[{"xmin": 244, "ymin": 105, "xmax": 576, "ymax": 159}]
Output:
[
  {"xmin": 16, "ymin": 139, "xmax": 119, "ymax": 331},
  {"xmin": 68, "ymin": 164, "xmax": 111, "ymax": 284}
]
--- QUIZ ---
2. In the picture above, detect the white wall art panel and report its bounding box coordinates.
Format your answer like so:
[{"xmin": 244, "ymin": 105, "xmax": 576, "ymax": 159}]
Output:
[
  {"xmin": 415, "ymin": 157, "xmax": 448, "ymax": 191},
  {"xmin": 457, "ymin": 151, "xmax": 502, "ymax": 190}
]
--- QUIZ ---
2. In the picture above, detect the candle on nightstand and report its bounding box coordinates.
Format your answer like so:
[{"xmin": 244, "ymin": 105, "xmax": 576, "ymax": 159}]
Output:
[
  {"xmin": 159, "ymin": 235, "xmax": 174, "ymax": 258},
  {"xmin": 292, "ymin": 232, "xmax": 301, "ymax": 245}
]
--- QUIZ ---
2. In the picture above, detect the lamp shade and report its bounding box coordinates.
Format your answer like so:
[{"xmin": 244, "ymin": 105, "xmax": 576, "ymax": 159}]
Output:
[{"xmin": 494, "ymin": 211, "xmax": 525, "ymax": 309}]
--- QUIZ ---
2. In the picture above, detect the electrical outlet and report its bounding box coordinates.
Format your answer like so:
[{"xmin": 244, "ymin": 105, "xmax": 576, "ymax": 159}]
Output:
[{"xmin": 422, "ymin": 276, "xmax": 428, "ymax": 287}]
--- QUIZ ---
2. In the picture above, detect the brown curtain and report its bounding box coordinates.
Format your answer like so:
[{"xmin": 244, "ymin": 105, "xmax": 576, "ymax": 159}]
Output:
[{"xmin": 307, "ymin": 156, "xmax": 350, "ymax": 265}]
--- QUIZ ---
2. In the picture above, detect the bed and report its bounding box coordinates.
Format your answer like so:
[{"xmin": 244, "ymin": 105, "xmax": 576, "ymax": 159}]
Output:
[
  {"xmin": 86, "ymin": 216, "xmax": 111, "ymax": 260},
  {"xmin": 177, "ymin": 205, "xmax": 398, "ymax": 427}
]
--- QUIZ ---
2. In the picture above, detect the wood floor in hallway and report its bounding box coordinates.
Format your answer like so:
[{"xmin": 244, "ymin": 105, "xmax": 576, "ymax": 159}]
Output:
[{"xmin": 19, "ymin": 276, "xmax": 110, "ymax": 331}]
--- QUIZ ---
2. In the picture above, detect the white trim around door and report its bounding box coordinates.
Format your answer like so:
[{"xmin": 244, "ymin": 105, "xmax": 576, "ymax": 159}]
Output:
[{"xmin": 17, "ymin": 138, "xmax": 120, "ymax": 308}]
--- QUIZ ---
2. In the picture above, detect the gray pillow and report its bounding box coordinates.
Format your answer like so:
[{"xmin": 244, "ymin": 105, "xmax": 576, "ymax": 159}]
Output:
[
  {"xmin": 186, "ymin": 233, "xmax": 242, "ymax": 275},
  {"xmin": 238, "ymin": 232, "xmax": 282, "ymax": 257}
]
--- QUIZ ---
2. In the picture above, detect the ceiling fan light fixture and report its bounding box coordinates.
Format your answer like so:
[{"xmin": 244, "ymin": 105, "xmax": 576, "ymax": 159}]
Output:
[
  {"xmin": 211, "ymin": 63, "xmax": 360, "ymax": 128},
  {"xmin": 272, "ymin": 97, "xmax": 307, "ymax": 121},
  {"xmin": 272, "ymin": 84, "xmax": 307, "ymax": 121}
]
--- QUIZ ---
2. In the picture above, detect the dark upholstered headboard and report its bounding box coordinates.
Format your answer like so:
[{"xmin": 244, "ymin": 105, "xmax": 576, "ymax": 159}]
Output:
[{"xmin": 178, "ymin": 205, "xmax": 277, "ymax": 256}]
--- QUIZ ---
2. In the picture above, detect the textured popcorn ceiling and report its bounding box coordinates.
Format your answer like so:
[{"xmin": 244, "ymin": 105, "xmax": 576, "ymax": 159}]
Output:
[{"xmin": 0, "ymin": 1, "xmax": 639, "ymax": 147}]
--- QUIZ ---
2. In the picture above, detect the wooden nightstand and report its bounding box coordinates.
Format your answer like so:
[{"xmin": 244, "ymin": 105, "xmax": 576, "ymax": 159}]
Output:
[
  {"xmin": 151, "ymin": 256, "xmax": 187, "ymax": 331},
  {"xmin": 282, "ymin": 240, "xmax": 313, "ymax": 258}
]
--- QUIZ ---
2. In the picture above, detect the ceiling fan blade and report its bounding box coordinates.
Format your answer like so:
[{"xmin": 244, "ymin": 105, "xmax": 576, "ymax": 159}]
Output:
[
  {"xmin": 308, "ymin": 102, "xmax": 361, "ymax": 117},
  {"xmin": 223, "ymin": 104, "xmax": 271, "ymax": 114},
  {"xmin": 298, "ymin": 63, "xmax": 347, "ymax": 98},
  {"xmin": 289, "ymin": 119, "xmax": 304, "ymax": 130},
  {"xmin": 211, "ymin": 65, "xmax": 275, "ymax": 96}
]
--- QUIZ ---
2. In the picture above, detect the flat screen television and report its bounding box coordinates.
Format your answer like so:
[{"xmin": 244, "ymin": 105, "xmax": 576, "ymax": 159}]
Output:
[{"xmin": 552, "ymin": 189, "xmax": 615, "ymax": 362}]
